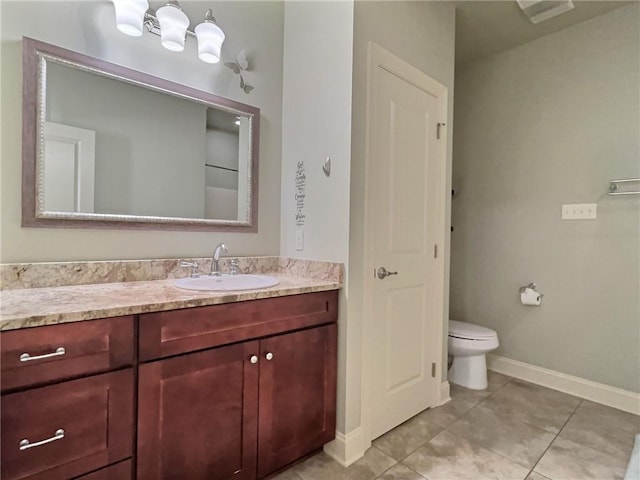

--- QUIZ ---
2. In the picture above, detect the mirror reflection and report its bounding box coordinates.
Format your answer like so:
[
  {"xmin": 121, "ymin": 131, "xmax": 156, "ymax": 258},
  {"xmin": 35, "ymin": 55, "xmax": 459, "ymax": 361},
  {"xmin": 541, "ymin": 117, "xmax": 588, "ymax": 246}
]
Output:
[{"xmin": 23, "ymin": 38, "xmax": 259, "ymax": 231}]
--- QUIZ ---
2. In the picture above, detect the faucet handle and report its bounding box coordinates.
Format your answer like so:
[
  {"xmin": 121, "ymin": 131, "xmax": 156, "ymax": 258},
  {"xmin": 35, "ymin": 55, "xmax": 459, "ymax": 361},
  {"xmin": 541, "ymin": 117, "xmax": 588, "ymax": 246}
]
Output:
[
  {"xmin": 229, "ymin": 258, "xmax": 240, "ymax": 275},
  {"xmin": 179, "ymin": 261, "xmax": 200, "ymax": 278}
]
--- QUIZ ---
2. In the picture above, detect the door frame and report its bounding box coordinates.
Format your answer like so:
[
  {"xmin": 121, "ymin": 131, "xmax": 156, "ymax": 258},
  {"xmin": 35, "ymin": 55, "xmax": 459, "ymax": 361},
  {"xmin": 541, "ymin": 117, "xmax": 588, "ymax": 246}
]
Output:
[
  {"xmin": 361, "ymin": 42, "xmax": 448, "ymax": 446},
  {"xmin": 42, "ymin": 121, "xmax": 96, "ymax": 213}
]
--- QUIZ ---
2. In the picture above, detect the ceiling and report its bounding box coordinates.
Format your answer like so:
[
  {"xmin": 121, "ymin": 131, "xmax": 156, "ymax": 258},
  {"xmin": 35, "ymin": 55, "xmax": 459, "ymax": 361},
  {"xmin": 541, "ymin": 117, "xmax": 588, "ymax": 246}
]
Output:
[{"xmin": 454, "ymin": 0, "xmax": 633, "ymax": 68}]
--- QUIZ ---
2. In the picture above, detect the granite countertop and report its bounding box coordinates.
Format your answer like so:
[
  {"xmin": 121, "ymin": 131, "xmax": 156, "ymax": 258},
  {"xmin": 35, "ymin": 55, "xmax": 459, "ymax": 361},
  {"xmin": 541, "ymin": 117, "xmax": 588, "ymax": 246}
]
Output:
[{"xmin": 0, "ymin": 274, "xmax": 341, "ymax": 331}]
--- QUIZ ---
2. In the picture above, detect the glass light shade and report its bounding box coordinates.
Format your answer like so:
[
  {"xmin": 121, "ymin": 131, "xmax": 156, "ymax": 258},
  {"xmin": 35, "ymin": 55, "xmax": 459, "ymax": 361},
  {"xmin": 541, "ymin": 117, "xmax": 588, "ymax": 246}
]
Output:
[
  {"xmin": 112, "ymin": 0, "xmax": 149, "ymax": 37},
  {"xmin": 156, "ymin": 3, "xmax": 189, "ymax": 52},
  {"xmin": 195, "ymin": 20, "xmax": 225, "ymax": 64}
]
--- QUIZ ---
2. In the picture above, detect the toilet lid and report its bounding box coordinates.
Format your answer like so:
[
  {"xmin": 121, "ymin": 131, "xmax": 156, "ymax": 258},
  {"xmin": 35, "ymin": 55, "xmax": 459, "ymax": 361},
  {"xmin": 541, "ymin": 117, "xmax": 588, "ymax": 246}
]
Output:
[{"xmin": 449, "ymin": 320, "xmax": 497, "ymax": 340}]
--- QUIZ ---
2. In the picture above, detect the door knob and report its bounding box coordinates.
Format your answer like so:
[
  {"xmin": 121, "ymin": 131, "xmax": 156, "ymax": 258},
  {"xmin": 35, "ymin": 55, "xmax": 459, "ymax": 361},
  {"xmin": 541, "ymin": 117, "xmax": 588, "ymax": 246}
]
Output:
[
  {"xmin": 376, "ymin": 267, "xmax": 398, "ymax": 280},
  {"xmin": 265, "ymin": 352, "xmax": 274, "ymax": 361},
  {"xmin": 250, "ymin": 355, "xmax": 258, "ymax": 364}
]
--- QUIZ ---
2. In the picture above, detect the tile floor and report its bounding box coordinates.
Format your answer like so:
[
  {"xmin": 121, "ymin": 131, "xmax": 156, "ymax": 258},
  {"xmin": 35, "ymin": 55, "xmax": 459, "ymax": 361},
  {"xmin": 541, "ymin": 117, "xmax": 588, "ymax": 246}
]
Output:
[{"xmin": 273, "ymin": 372, "xmax": 640, "ymax": 480}]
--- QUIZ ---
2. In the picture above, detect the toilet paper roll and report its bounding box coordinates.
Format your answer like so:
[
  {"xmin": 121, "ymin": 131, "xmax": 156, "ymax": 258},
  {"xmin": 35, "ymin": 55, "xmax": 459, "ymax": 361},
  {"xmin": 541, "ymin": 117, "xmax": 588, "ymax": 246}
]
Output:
[{"xmin": 520, "ymin": 288, "xmax": 541, "ymax": 306}]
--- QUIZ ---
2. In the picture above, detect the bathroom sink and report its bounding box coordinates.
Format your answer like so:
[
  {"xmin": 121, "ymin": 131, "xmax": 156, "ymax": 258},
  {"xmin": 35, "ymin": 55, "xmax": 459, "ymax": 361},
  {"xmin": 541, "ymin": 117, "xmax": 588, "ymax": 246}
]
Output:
[{"xmin": 173, "ymin": 274, "xmax": 280, "ymax": 292}]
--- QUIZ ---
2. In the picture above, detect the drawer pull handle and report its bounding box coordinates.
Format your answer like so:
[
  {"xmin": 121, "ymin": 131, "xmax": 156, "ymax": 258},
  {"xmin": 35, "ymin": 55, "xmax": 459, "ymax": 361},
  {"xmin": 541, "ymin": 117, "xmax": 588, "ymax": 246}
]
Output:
[
  {"xmin": 20, "ymin": 347, "xmax": 66, "ymax": 363},
  {"xmin": 19, "ymin": 429, "xmax": 65, "ymax": 450}
]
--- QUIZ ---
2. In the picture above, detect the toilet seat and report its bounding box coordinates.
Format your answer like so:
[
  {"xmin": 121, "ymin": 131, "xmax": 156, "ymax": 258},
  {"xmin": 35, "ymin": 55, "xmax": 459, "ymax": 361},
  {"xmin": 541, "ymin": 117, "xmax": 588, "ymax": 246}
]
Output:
[{"xmin": 449, "ymin": 320, "xmax": 497, "ymax": 340}]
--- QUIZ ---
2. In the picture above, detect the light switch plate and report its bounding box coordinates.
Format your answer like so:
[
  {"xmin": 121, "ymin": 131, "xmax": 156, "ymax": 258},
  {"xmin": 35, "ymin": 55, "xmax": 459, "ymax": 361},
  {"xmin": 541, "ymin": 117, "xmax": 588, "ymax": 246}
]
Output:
[
  {"xmin": 295, "ymin": 230, "xmax": 304, "ymax": 251},
  {"xmin": 562, "ymin": 203, "xmax": 597, "ymax": 220}
]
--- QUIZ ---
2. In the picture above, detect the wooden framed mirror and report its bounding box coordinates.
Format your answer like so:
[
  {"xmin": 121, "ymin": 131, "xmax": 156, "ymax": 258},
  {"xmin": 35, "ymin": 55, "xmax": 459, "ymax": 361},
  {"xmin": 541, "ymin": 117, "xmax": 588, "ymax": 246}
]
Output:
[{"xmin": 22, "ymin": 37, "xmax": 259, "ymax": 232}]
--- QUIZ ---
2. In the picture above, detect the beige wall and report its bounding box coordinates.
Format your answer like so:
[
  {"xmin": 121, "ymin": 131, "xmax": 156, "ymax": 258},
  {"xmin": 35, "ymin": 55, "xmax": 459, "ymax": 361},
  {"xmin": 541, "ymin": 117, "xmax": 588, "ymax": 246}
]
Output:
[
  {"xmin": 451, "ymin": 4, "xmax": 640, "ymax": 392},
  {"xmin": 0, "ymin": 1, "xmax": 284, "ymax": 263},
  {"xmin": 280, "ymin": 1, "xmax": 354, "ymax": 436},
  {"xmin": 349, "ymin": 0, "xmax": 456, "ymax": 435}
]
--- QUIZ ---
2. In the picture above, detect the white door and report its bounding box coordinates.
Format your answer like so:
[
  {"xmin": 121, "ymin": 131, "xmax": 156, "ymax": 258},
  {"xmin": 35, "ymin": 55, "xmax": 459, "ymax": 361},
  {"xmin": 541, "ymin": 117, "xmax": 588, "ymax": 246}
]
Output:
[
  {"xmin": 43, "ymin": 122, "xmax": 96, "ymax": 213},
  {"xmin": 365, "ymin": 43, "xmax": 447, "ymax": 440}
]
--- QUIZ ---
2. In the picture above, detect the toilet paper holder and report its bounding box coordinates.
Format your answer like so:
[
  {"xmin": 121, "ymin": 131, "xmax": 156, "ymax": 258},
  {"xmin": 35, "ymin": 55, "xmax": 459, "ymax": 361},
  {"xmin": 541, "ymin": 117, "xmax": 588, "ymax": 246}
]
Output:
[{"xmin": 519, "ymin": 282, "xmax": 543, "ymax": 297}]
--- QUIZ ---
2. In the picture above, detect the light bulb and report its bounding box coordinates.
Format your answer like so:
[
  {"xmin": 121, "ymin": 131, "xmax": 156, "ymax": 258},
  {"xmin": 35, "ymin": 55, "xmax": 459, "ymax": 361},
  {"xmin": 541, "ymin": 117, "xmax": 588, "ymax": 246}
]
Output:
[
  {"xmin": 156, "ymin": 2, "xmax": 189, "ymax": 52},
  {"xmin": 195, "ymin": 10, "xmax": 225, "ymax": 64},
  {"xmin": 112, "ymin": 0, "xmax": 149, "ymax": 37}
]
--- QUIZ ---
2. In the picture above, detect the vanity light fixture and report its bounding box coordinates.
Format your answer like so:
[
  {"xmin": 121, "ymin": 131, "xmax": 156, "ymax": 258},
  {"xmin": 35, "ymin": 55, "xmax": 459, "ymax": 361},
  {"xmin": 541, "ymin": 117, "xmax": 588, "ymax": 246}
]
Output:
[{"xmin": 110, "ymin": 0, "xmax": 225, "ymax": 63}]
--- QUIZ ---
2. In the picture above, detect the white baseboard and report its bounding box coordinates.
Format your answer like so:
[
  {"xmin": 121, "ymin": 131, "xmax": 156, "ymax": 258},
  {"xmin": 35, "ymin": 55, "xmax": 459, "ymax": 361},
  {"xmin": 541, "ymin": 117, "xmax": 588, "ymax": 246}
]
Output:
[
  {"xmin": 488, "ymin": 354, "xmax": 640, "ymax": 416},
  {"xmin": 439, "ymin": 380, "xmax": 451, "ymax": 406},
  {"xmin": 323, "ymin": 426, "xmax": 369, "ymax": 467}
]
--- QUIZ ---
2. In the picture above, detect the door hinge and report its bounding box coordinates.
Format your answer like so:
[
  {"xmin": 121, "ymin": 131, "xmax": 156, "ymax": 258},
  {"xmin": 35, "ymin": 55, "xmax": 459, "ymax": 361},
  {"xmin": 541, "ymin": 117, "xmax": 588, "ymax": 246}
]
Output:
[
  {"xmin": 432, "ymin": 362, "xmax": 436, "ymax": 378},
  {"xmin": 434, "ymin": 244, "xmax": 438, "ymax": 258},
  {"xmin": 437, "ymin": 122, "xmax": 446, "ymax": 140}
]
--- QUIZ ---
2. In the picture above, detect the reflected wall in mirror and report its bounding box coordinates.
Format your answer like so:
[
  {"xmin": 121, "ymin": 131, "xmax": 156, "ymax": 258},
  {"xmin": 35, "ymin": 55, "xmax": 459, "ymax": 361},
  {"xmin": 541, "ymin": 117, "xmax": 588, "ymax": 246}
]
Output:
[{"xmin": 23, "ymin": 37, "xmax": 259, "ymax": 231}]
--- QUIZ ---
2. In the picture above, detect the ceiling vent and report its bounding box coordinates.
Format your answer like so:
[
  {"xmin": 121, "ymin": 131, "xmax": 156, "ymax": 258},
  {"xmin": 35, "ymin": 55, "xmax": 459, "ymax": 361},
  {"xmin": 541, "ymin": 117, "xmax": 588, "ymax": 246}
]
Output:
[{"xmin": 516, "ymin": 0, "xmax": 575, "ymax": 24}]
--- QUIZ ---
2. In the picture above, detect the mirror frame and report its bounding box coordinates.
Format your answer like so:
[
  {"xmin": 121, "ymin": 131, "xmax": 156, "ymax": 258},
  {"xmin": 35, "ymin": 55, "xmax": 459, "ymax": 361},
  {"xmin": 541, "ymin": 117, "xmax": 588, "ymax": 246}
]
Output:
[{"xmin": 22, "ymin": 37, "xmax": 260, "ymax": 232}]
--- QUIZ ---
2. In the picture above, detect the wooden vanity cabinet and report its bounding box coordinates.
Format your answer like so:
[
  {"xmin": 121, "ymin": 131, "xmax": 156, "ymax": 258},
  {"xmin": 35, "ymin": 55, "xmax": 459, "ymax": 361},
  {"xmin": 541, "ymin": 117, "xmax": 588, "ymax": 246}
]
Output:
[
  {"xmin": 1, "ymin": 290, "xmax": 339, "ymax": 480},
  {"xmin": 0, "ymin": 318, "xmax": 135, "ymax": 480},
  {"xmin": 137, "ymin": 291, "xmax": 339, "ymax": 480}
]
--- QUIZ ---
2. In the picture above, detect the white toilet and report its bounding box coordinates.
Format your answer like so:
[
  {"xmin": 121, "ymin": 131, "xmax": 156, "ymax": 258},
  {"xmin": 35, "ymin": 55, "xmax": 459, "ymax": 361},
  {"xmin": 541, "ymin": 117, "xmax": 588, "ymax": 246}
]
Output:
[{"xmin": 448, "ymin": 320, "xmax": 499, "ymax": 390}]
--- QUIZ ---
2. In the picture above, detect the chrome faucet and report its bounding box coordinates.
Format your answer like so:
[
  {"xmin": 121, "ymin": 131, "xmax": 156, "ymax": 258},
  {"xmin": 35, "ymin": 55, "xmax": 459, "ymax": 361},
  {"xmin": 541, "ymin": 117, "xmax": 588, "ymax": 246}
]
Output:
[{"xmin": 209, "ymin": 243, "xmax": 228, "ymax": 276}]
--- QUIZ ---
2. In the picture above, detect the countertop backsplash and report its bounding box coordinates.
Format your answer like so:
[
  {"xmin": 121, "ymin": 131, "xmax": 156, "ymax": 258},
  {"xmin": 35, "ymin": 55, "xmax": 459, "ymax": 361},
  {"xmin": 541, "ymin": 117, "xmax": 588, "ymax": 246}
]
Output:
[{"xmin": 0, "ymin": 256, "xmax": 343, "ymax": 291}]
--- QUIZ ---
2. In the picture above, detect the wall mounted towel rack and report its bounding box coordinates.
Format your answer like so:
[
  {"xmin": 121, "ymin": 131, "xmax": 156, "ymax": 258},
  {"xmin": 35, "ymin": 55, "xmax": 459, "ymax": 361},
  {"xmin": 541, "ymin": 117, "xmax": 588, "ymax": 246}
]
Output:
[{"xmin": 608, "ymin": 178, "xmax": 640, "ymax": 196}]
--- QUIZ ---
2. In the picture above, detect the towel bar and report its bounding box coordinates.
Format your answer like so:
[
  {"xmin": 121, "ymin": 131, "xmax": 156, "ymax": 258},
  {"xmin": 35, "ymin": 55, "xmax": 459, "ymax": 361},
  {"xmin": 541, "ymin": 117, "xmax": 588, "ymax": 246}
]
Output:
[{"xmin": 608, "ymin": 178, "xmax": 640, "ymax": 196}]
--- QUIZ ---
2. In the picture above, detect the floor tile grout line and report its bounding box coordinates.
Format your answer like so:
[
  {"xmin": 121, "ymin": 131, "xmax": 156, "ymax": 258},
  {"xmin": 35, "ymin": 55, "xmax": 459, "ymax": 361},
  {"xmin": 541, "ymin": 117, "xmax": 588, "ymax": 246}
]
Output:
[
  {"xmin": 373, "ymin": 461, "xmax": 428, "ymax": 480},
  {"xmin": 377, "ymin": 398, "xmax": 486, "ymax": 466},
  {"xmin": 372, "ymin": 394, "xmax": 487, "ymax": 466},
  {"xmin": 444, "ymin": 378, "xmax": 582, "ymax": 477},
  {"xmin": 441, "ymin": 412, "xmax": 552, "ymax": 473},
  {"xmin": 524, "ymin": 397, "xmax": 584, "ymax": 479},
  {"xmin": 381, "ymin": 376, "xmax": 515, "ymax": 465},
  {"xmin": 438, "ymin": 428, "xmax": 539, "ymax": 475},
  {"xmin": 372, "ymin": 440, "xmax": 442, "ymax": 471}
]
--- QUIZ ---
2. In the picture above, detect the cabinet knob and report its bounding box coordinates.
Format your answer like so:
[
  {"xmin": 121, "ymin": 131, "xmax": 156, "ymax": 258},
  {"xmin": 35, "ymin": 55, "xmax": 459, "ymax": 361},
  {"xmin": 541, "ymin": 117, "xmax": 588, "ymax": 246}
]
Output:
[
  {"xmin": 250, "ymin": 355, "xmax": 258, "ymax": 364},
  {"xmin": 265, "ymin": 352, "xmax": 274, "ymax": 361}
]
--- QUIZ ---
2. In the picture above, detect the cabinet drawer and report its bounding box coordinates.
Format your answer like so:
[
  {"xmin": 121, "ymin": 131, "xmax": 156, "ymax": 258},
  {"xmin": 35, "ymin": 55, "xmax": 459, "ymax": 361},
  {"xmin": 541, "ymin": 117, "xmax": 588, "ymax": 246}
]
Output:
[
  {"xmin": 73, "ymin": 460, "xmax": 132, "ymax": 480},
  {"xmin": 1, "ymin": 316, "xmax": 134, "ymax": 392},
  {"xmin": 139, "ymin": 290, "xmax": 338, "ymax": 361},
  {"xmin": 1, "ymin": 369, "xmax": 134, "ymax": 480}
]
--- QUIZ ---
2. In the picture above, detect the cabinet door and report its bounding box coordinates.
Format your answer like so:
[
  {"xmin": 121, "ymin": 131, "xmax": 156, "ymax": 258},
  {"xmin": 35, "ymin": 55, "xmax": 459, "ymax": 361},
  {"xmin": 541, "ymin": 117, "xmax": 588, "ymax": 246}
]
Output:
[
  {"xmin": 137, "ymin": 342, "xmax": 259, "ymax": 480},
  {"xmin": 1, "ymin": 369, "xmax": 133, "ymax": 480},
  {"xmin": 258, "ymin": 324, "xmax": 337, "ymax": 478}
]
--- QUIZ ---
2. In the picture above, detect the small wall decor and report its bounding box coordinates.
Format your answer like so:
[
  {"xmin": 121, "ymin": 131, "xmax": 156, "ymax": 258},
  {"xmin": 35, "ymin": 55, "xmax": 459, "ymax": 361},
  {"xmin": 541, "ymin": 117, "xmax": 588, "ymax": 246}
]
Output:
[
  {"xmin": 322, "ymin": 157, "xmax": 331, "ymax": 177},
  {"xmin": 295, "ymin": 161, "xmax": 306, "ymax": 226},
  {"xmin": 225, "ymin": 50, "xmax": 254, "ymax": 94}
]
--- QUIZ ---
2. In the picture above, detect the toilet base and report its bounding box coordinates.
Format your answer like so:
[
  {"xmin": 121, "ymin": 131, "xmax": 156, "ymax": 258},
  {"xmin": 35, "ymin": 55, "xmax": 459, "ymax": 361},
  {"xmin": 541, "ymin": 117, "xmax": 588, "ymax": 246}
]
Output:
[{"xmin": 448, "ymin": 354, "xmax": 488, "ymax": 390}]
